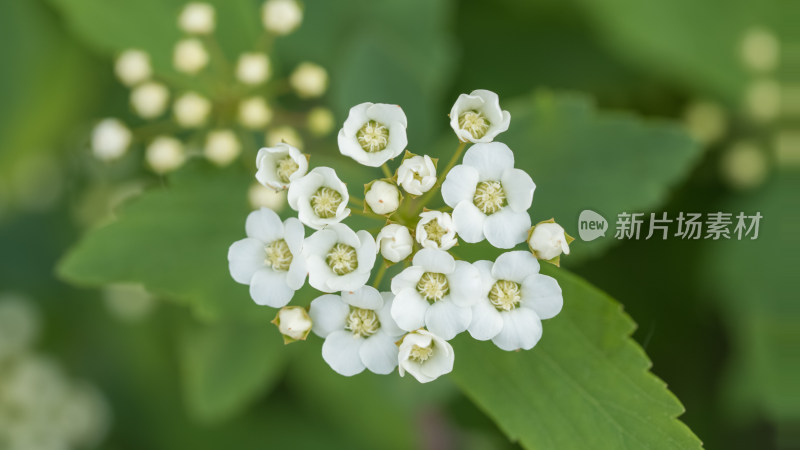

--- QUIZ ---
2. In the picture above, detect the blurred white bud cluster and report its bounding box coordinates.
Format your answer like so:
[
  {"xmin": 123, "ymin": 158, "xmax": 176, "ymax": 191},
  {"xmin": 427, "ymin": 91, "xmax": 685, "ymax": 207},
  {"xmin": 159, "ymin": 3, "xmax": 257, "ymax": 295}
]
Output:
[{"xmin": 0, "ymin": 295, "xmax": 111, "ymax": 450}]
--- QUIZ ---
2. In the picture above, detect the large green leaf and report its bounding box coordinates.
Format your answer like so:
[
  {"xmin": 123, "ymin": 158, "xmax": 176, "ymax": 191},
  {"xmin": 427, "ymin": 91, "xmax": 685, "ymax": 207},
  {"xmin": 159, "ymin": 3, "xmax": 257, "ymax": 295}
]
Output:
[{"xmin": 450, "ymin": 265, "xmax": 702, "ymax": 449}]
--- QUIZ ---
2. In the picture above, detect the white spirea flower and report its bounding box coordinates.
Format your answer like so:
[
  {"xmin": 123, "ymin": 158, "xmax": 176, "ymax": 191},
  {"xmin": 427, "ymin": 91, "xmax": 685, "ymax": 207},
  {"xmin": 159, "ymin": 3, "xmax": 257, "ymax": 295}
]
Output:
[
  {"xmin": 376, "ymin": 224, "xmax": 413, "ymax": 263},
  {"xmin": 91, "ymin": 119, "xmax": 132, "ymax": 161},
  {"xmin": 236, "ymin": 52, "xmax": 271, "ymax": 85},
  {"xmin": 365, "ymin": 180, "xmax": 400, "ymax": 215},
  {"xmin": 262, "ymin": 0, "xmax": 302, "ymax": 35},
  {"xmin": 397, "ymin": 155, "xmax": 436, "ymax": 195},
  {"xmin": 239, "ymin": 96, "xmax": 273, "ymax": 129},
  {"xmin": 528, "ymin": 222, "xmax": 570, "ymax": 261},
  {"xmin": 290, "ymin": 62, "xmax": 328, "ymax": 98},
  {"xmin": 248, "ymin": 182, "xmax": 286, "ymax": 211},
  {"xmin": 0, "ymin": 296, "xmax": 39, "ymax": 362},
  {"xmin": 204, "ymin": 129, "xmax": 241, "ymax": 166},
  {"xmin": 469, "ymin": 252, "xmax": 562, "ymax": 351},
  {"xmin": 273, "ymin": 306, "xmax": 312, "ymax": 342},
  {"xmin": 449, "ymin": 89, "xmax": 510, "ymax": 143},
  {"xmin": 114, "ymin": 49, "xmax": 151, "ymax": 86},
  {"xmin": 173, "ymin": 38, "xmax": 209, "ymax": 74},
  {"xmin": 309, "ymin": 287, "xmax": 404, "ymax": 375},
  {"xmin": 266, "ymin": 126, "xmax": 303, "ymax": 149},
  {"xmin": 307, "ymin": 107, "xmax": 334, "ymax": 136},
  {"xmin": 416, "ymin": 211, "xmax": 457, "ymax": 251},
  {"xmin": 338, "ymin": 102, "xmax": 408, "ymax": 167},
  {"xmin": 442, "ymin": 142, "xmax": 534, "ymax": 249},
  {"xmin": 398, "ymin": 329, "xmax": 454, "ymax": 383},
  {"xmin": 228, "ymin": 208, "xmax": 307, "ymax": 307},
  {"xmin": 255, "ymin": 142, "xmax": 308, "ymax": 190},
  {"xmin": 302, "ymin": 223, "xmax": 376, "ymax": 293},
  {"xmin": 287, "ymin": 166, "xmax": 349, "ymax": 229},
  {"xmin": 178, "ymin": 3, "xmax": 216, "ymax": 35},
  {"xmin": 173, "ymin": 92, "xmax": 212, "ymax": 128},
  {"xmin": 390, "ymin": 249, "xmax": 480, "ymax": 339},
  {"xmin": 130, "ymin": 81, "xmax": 169, "ymax": 119},
  {"xmin": 145, "ymin": 136, "xmax": 185, "ymax": 174}
]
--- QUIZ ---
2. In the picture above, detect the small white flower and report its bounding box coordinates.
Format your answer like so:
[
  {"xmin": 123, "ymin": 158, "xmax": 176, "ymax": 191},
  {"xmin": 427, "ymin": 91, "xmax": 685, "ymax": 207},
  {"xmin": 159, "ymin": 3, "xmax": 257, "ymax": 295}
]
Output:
[
  {"xmin": 309, "ymin": 287, "xmax": 404, "ymax": 376},
  {"xmin": 255, "ymin": 142, "xmax": 308, "ymax": 190},
  {"xmin": 376, "ymin": 224, "xmax": 413, "ymax": 263},
  {"xmin": 287, "ymin": 167, "xmax": 349, "ymax": 229},
  {"xmin": 145, "ymin": 136, "xmax": 186, "ymax": 174},
  {"xmin": 266, "ymin": 126, "xmax": 303, "ymax": 149},
  {"xmin": 528, "ymin": 222, "xmax": 570, "ymax": 261},
  {"xmin": 236, "ymin": 52, "xmax": 270, "ymax": 85},
  {"xmin": 302, "ymin": 223, "xmax": 376, "ymax": 293},
  {"xmin": 178, "ymin": 3, "xmax": 215, "ymax": 35},
  {"xmin": 337, "ymin": 103, "xmax": 408, "ymax": 167},
  {"xmin": 307, "ymin": 107, "xmax": 334, "ymax": 136},
  {"xmin": 442, "ymin": 142, "xmax": 534, "ymax": 249},
  {"xmin": 468, "ymin": 251, "xmax": 562, "ymax": 351},
  {"xmin": 239, "ymin": 96, "xmax": 273, "ymax": 129},
  {"xmin": 390, "ymin": 249, "xmax": 480, "ymax": 339},
  {"xmin": 289, "ymin": 62, "xmax": 328, "ymax": 98},
  {"xmin": 415, "ymin": 211, "xmax": 457, "ymax": 251},
  {"xmin": 398, "ymin": 329, "xmax": 454, "ymax": 383},
  {"xmin": 272, "ymin": 306, "xmax": 312, "ymax": 343},
  {"xmin": 91, "ymin": 119, "xmax": 132, "ymax": 161},
  {"xmin": 204, "ymin": 129, "xmax": 241, "ymax": 166},
  {"xmin": 365, "ymin": 180, "xmax": 400, "ymax": 215},
  {"xmin": 130, "ymin": 81, "xmax": 169, "ymax": 119},
  {"xmin": 248, "ymin": 182, "xmax": 286, "ymax": 211},
  {"xmin": 397, "ymin": 155, "xmax": 436, "ymax": 195},
  {"xmin": 173, "ymin": 92, "xmax": 212, "ymax": 128},
  {"xmin": 114, "ymin": 50, "xmax": 151, "ymax": 86},
  {"xmin": 173, "ymin": 38, "xmax": 209, "ymax": 74},
  {"xmin": 262, "ymin": 0, "xmax": 302, "ymax": 35},
  {"xmin": 449, "ymin": 89, "xmax": 510, "ymax": 143},
  {"xmin": 228, "ymin": 208, "xmax": 307, "ymax": 307}
]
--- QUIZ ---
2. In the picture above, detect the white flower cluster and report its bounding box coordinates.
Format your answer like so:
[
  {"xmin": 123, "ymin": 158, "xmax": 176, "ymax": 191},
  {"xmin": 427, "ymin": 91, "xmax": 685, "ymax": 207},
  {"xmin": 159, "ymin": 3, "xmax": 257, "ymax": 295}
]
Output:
[
  {"xmin": 90, "ymin": 0, "xmax": 331, "ymax": 195},
  {"xmin": 228, "ymin": 90, "xmax": 573, "ymax": 383},
  {"xmin": 0, "ymin": 295, "xmax": 110, "ymax": 449}
]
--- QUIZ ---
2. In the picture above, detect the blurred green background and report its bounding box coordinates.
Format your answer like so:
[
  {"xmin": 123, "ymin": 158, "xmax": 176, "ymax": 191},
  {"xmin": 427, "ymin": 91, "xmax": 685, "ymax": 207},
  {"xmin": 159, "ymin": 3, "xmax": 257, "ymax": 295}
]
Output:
[{"xmin": 1, "ymin": 0, "xmax": 798, "ymax": 449}]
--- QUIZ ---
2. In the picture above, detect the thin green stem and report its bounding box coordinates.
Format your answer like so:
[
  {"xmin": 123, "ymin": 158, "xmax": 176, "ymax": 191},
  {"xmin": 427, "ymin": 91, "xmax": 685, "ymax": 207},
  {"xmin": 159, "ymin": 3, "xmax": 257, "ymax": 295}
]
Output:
[
  {"xmin": 381, "ymin": 163, "xmax": 392, "ymax": 178},
  {"xmin": 349, "ymin": 196, "xmax": 364, "ymax": 206},
  {"xmin": 349, "ymin": 208, "xmax": 385, "ymax": 221},
  {"xmin": 372, "ymin": 261, "xmax": 388, "ymax": 288}
]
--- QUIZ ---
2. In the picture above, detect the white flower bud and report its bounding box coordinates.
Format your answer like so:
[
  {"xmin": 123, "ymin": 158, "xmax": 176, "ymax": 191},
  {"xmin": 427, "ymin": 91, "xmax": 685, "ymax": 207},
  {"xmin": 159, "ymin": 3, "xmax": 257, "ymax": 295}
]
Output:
[
  {"xmin": 365, "ymin": 180, "xmax": 400, "ymax": 215},
  {"xmin": 146, "ymin": 136, "xmax": 186, "ymax": 174},
  {"xmin": 289, "ymin": 62, "xmax": 328, "ymax": 98},
  {"xmin": 178, "ymin": 3, "xmax": 215, "ymax": 35},
  {"xmin": 114, "ymin": 49, "xmax": 151, "ymax": 86},
  {"xmin": 528, "ymin": 222, "xmax": 571, "ymax": 261},
  {"xmin": 398, "ymin": 329, "xmax": 454, "ymax": 383},
  {"xmin": 248, "ymin": 182, "xmax": 286, "ymax": 211},
  {"xmin": 0, "ymin": 295, "xmax": 39, "ymax": 362},
  {"xmin": 720, "ymin": 141, "xmax": 768, "ymax": 190},
  {"xmin": 103, "ymin": 283, "xmax": 156, "ymax": 323},
  {"xmin": 266, "ymin": 126, "xmax": 303, "ymax": 149},
  {"xmin": 397, "ymin": 155, "xmax": 436, "ymax": 195},
  {"xmin": 236, "ymin": 52, "xmax": 270, "ymax": 85},
  {"xmin": 173, "ymin": 92, "xmax": 212, "ymax": 128},
  {"xmin": 91, "ymin": 119, "xmax": 132, "ymax": 161},
  {"xmin": 262, "ymin": 0, "xmax": 302, "ymax": 35},
  {"xmin": 416, "ymin": 211, "xmax": 457, "ymax": 250},
  {"xmin": 740, "ymin": 27, "xmax": 779, "ymax": 73},
  {"xmin": 307, "ymin": 107, "xmax": 334, "ymax": 136},
  {"xmin": 173, "ymin": 38, "xmax": 209, "ymax": 74},
  {"xmin": 130, "ymin": 81, "xmax": 169, "ymax": 119},
  {"xmin": 204, "ymin": 129, "xmax": 241, "ymax": 166},
  {"xmin": 238, "ymin": 96, "xmax": 273, "ymax": 129},
  {"xmin": 376, "ymin": 224, "xmax": 413, "ymax": 263},
  {"xmin": 271, "ymin": 306, "xmax": 312, "ymax": 343}
]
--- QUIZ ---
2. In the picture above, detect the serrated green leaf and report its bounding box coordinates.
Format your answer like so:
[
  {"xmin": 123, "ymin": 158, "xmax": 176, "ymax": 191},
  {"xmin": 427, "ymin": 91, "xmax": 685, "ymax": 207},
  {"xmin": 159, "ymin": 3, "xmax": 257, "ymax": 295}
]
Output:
[{"xmin": 450, "ymin": 265, "xmax": 702, "ymax": 449}]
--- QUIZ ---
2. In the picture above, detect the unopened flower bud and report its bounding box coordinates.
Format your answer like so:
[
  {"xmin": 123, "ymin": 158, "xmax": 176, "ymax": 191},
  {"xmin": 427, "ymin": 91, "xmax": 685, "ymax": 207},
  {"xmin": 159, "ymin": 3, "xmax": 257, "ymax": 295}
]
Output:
[
  {"xmin": 307, "ymin": 107, "xmax": 334, "ymax": 136},
  {"xmin": 173, "ymin": 38, "xmax": 209, "ymax": 74},
  {"xmin": 239, "ymin": 97, "xmax": 273, "ymax": 129},
  {"xmin": 290, "ymin": 62, "xmax": 328, "ymax": 98},
  {"xmin": 114, "ymin": 50, "xmax": 151, "ymax": 86},
  {"xmin": 174, "ymin": 92, "xmax": 212, "ymax": 128},
  {"xmin": 271, "ymin": 306, "xmax": 312, "ymax": 343},
  {"xmin": 236, "ymin": 53, "xmax": 270, "ymax": 85},
  {"xmin": 204, "ymin": 129, "xmax": 241, "ymax": 166},
  {"xmin": 365, "ymin": 180, "xmax": 400, "ymax": 215},
  {"xmin": 376, "ymin": 224, "xmax": 413, "ymax": 263},
  {"xmin": 130, "ymin": 81, "xmax": 169, "ymax": 119},
  {"xmin": 266, "ymin": 126, "xmax": 303, "ymax": 149},
  {"xmin": 528, "ymin": 221, "xmax": 572, "ymax": 263},
  {"xmin": 248, "ymin": 183, "xmax": 286, "ymax": 211},
  {"xmin": 91, "ymin": 119, "xmax": 132, "ymax": 161},
  {"xmin": 262, "ymin": 0, "xmax": 302, "ymax": 35},
  {"xmin": 178, "ymin": 3, "xmax": 215, "ymax": 35},
  {"xmin": 146, "ymin": 136, "xmax": 186, "ymax": 174}
]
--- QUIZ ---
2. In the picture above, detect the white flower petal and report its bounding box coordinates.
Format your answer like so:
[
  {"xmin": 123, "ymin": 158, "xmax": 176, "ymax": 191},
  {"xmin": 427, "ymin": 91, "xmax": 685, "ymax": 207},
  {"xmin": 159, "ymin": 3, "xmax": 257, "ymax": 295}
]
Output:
[
  {"xmin": 492, "ymin": 251, "xmax": 541, "ymax": 283},
  {"xmin": 367, "ymin": 103, "xmax": 408, "ymax": 127},
  {"xmin": 249, "ymin": 268, "xmax": 294, "ymax": 307},
  {"xmin": 463, "ymin": 142, "xmax": 515, "ymax": 180},
  {"xmin": 390, "ymin": 290, "xmax": 428, "ymax": 331},
  {"xmin": 322, "ymin": 330, "xmax": 366, "ymax": 376},
  {"xmin": 412, "ymin": 249, "xmax": 456, "ymax": 274},
  {"xmin": 452, "ymin": 201, "xmax": 487, "ymax": 243},
  {"xmin": 501, "ymin": 168, "xmax": 535, "ymax": 212},
  {"xmin": 391, "ymin": 266, "xmax": 424, "ymax": 294},
  {"xmin": 302, "ymin": 228, "xmax": 337, "ymax": 256},
  {"xmin": 521, "ymin": 274, "xmax": 563, "ymax": 320},
  {"xmin": 469, "ymin": 299, "xmax": 504, "ymax": 340},
  {"xmin": 227, "ymin": 238, "xmax": 266, "ymax": 284},
  {"xmin": 359, "ymin": 331, "xmax": 399, "ymax": 374},
  {"xmin": 425, "ymin": 299, "xmax": 471, "ymax": 340},
  {"xmin": 447, "ymin": 261, "xmax": 482, "ymax": 307},
  {"xmin": 492, "ymin": 308, "xmax": 543, "ymax": 351},
  {"xmin": 341, "ymin": 103, "xmax": 370, "ymax": 137},
  {"xmin": 377, "ymin": 293, "xmax": 405, "ymax": 337},
  {"xmin": 309, "ymin": 294, "xmax": 349, "ymax": 337},
  {"xmin": 282, "ymin": 217, "xmax": 305, "ymax": 256},
  {"xmin": 245, "ymin": 208, "xmax": 284, "ymax": 242},
  {"xmin": 325, "ymin": 270, "xmax": 370, "ymax": 293},
  {"xmin": 342, "ymin": 286, "xmax": 383, "ymax": 310},
  {"xmin": 285, "ymin": 256, "xmax": 307, "ymax": 290},
  {"xmin": 441, "ymin": 165, "xmax": 479, "ymax": 207},
  {"xmin": 484, "ymin": 209, "xmax": 531, "ymax": 249}
]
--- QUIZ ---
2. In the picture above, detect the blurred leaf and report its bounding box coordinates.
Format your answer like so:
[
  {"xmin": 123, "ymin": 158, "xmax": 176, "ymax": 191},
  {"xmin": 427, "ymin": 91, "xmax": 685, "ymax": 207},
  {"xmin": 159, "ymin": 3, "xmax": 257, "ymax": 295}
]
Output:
[
  {"xmin": 450, "ymin": 265, "xmax": 702, "ymax": 449},
  {"xmin": 57, "ymin": 161, "xmax": 268, "ymax": 321},
  {"xmin": 179, "ymin": 318, "xmax": 286, "ymax": 423}
]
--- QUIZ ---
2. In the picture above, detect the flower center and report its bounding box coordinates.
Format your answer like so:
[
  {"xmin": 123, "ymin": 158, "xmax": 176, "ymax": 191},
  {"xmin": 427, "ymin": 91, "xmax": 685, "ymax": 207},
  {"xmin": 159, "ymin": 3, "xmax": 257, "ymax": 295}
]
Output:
[
  {"xmin": 345, "ymin": 307, "xmax": 380, "ymax": 338},
  {"xmin": 264, "ymin": 239, "xmax": 292, "ymax": 271},
  {"xmin": 276, "ymin": 156, "xmax": 299, "ymax": 183},
  {"xmin": 310, "ymin": 187, "xmax": 343, "ymax": 219},
  {"xmin": 410, "ymin": 343, "xmax": 434, "ymax": 362},
  {"xmin": 326, "ymin": 243, "xmax": 358, "ymax": 275},
  {"xmin": 489, "ymin": 280, "xmax": 521, "ymax": 311},
  {"xmin": 417, "ymin": 272, "xmax": 450, "ymax": 303},
  {"xmin": 357, "ymin": 120, "xmax": 389, "ymax": 153},
  {"xmin": 423, "ymin": 219, "xmax": 448, "ymax": 246},
  {"xmin": 458, "ymin": 110, "xmax": 491, "ymax": 139},
  {"xmin": 473, "ymin": 180, "xmax": 506, "ymax": 215}
]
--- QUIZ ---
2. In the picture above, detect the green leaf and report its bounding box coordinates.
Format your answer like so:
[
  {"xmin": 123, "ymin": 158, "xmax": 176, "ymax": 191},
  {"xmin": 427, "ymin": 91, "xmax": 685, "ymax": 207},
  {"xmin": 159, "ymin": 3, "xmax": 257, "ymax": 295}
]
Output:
[
  {"xmin": 179, "ymin": 318, "xmax": 286, "ymax": 423},
  {"xmin": 57, "ymin": 161, "xmax": 268, "ymax": 321},
  {"xmin": 450, "ymin": 265, "xmax": 702, "ymax": 449}
]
